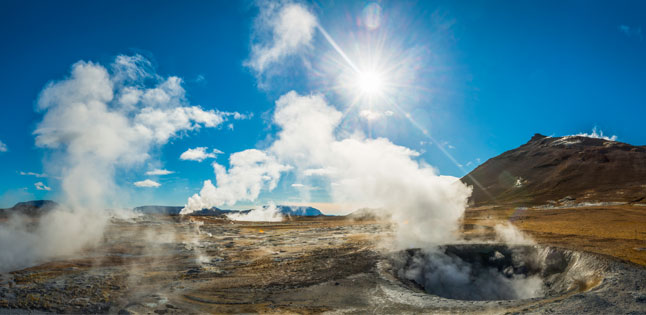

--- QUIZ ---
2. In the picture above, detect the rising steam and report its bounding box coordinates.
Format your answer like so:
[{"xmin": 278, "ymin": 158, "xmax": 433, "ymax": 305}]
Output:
[
  {"xmin": 183, "ymin": 91, "xmax": 472, "ymax": 247},
  {"xmin": 226, "ymin": 203, "xmax": 284, "ymax": 222},
  {"xmin": 0, "ymin": 55, "xmax": 237, "ymax": 272}
]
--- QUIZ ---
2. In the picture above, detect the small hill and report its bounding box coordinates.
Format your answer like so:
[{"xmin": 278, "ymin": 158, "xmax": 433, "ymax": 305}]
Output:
[
  {"xmin": 461, "ymin": 134, "xmax": 646, "ymax": 207},
  {"xmin": 0, "ymin": 200, "xmax": 59, "ymax": 217},
  {"xmin": 133, "ymin": 205, "xmax": 226, "ymax": 216},
  {"xmin": 133, "ymin": 205, "xmax": 184, "ymax": 215},
  {"xmin": 275, "ymin": 205, "xmax": 322, "ymax": 216},
  {"xmin": 233, "ymin": 205, "xmax": 324, "ymax": 217}
]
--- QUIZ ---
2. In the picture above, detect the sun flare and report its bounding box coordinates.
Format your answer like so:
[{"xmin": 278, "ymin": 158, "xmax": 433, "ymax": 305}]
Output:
[{"xmin": 356, "ymin": 70, "xmax": 385, "ymax": 96}]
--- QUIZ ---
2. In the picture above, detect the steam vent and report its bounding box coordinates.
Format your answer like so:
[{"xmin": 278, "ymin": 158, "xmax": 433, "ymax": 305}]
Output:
[
  {"xmin": 1, "ymin": 0, "xmax": 646, "ymax": 314},
  {"xmin": 378, "ymin": 244, "xmax": 646, "ymax": 312}
]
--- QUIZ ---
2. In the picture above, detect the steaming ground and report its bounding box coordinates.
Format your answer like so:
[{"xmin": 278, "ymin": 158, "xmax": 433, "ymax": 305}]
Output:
[{"xmin": 1, "ymin": 210, "xmax": 645, "ymax": 314}]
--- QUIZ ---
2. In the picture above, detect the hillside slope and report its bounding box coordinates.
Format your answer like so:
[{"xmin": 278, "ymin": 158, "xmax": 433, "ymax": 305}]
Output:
[
  {"xmin": 461, "ymin": 134, "xmax": 646, "ymax": 207},
  {"xmin": 0, "ymin": 200, "xmax": 58, "ymax": 217}
]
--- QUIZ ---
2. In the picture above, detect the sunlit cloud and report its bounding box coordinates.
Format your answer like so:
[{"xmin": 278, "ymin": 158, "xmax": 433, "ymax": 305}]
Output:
[
  {"xmin": 291, "ymin": 183, "xmax": 319, "ymax": 190},
  {"xmin": 180, "ymin": 147, "xmax": 222, "ymax": 162},
  {"xmin": 34, "ymin": 182, "xmax": 51, "ymax": 191},
  {"xmin": 359, "ymin": 109, "xmax": 384, "ymax": 120},
  {"xmin": 303, "ymin": 167, "xmax": 334, "ymax": 176},
  {"xmin": 34, "ymin": 54, "xmax": 233, "ymax": 204},
  {"xmin": 145, "ymin": 168, "xmax": 174, "ymax": 176},
  {"xmin": 245, "ymin": 2, "xmax": 317, "ymax": 77},
  {"xmin": 0, "ymin": 140, "xmax": 7, "ymax": 152},
  {"xmin": 20, "ymin": 171, "xmax": 47, "ymax": 178},
  {"xmin": 134, "ymin": 179, "xmax": 161, "ymax": 188}
]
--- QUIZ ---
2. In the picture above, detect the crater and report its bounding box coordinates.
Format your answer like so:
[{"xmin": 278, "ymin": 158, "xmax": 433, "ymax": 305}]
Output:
[{"xmin": 389, "ymin": 244, "xmax": 604, "ymax": 301}]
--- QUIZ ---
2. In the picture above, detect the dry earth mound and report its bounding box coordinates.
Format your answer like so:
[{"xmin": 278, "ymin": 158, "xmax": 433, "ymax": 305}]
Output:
[{"xmin": 461, "ymin": 134, "xmax": 646, "ymax": 207}]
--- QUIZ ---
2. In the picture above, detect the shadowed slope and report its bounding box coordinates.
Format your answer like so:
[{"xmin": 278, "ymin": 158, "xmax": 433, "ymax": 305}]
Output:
[{"xmin": 461, "ymin": 134, "xmax": 646, "ymax": 206}]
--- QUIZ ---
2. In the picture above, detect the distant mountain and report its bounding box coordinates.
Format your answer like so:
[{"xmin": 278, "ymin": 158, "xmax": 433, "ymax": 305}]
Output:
[
  {"xmin": 0, "ymin": 200, "xmax": 59, "ymax": 217},
  {"xmin": 132, "ymin": 205, "xmax": 226, "ymax": 216},
  {"xmin": 132, "ymin": 204, "xmax": 323, "ymax": 217},
  {"xmin": 188, "ymin": 208, "xmax": 226, "ymax": 216},
  {"xmin": 461, "ymin": 134, "xmax": 646, "ymax": 207},
  {"xmin": 275, "ymin": 205, "xmax": 322, "ymax": 216},
  {"xmin": 133, "ymin": 205, "xmax": 184, "ymax": 215},
  {"xmin": 232, "ymin": 205, "xmax": 324, "ymax": 217}
]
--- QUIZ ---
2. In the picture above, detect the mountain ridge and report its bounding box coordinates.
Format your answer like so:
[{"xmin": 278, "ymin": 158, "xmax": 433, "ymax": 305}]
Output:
[
  {"xmin": 0, "ymin": 201, "xmax": 324, "ymax": 217},
  {"xmin": 461, "ymin": 133, "xmax": 646, "ymax": 207}
]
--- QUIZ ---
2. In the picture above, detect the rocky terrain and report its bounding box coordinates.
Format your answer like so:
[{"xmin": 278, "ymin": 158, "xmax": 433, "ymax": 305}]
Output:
[
  {"xmin": 461, "ymin": 134, "xmax": 646, "ymax": 207},
  {"xmin": 1, "ymin": 134, "xmax": 646, "ymax": 314},
  {"xmin": 0, "ymin": 215, "xmax": 644, "ymax": 314}
]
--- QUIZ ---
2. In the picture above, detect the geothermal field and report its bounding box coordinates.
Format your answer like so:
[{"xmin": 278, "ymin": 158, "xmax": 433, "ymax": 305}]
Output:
[
  {"xmin": 0, "ymin": 200, "xmax": 645, "ymax": 314},
  {"xmin": 2, "ymin": 1, "xmax": 646, "ymax": 314}
]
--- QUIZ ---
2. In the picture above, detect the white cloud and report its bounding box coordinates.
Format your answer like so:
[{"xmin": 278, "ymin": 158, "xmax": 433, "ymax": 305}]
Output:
[
  {"xmin": 34, "ymin": 182, "xmax": 51, "ymax": 191},
  {"xmin": 0, "ymin": 140, "xmax": 7, "ymax": 152},
  {"xmin": 245, "ymin": 2, "xmax": 317, "ymax": 74},
  {"xmin": 291, "ymin": 183, "xmax": 318, "ymax": 190},
  {"xmin": 145, "ymin": 168, "xmax": 174, "ymax": 176},
  {"xmin": 33, "ymin": 55, "xmax": 236, "ymax": 205},
  {"xmin": 111, "ymin": 54, "xmax": 153, "ymax": 83},
  {"xmin": 134, "ymin": 106, "xmax": 228, "ymax": 144},
  {"xmin": 359, "ymin": 109, "xmax": 383, "ymax": 120},
  {"xmin": 303, "ymin": 167, "xmax": 334, "ymax": 176},
  {"xmin": 134, "ymin": 179, "xmax": 161, "ymax": 188},
  {"xmin": 20, "ymin": 171, "xmax": 47, "ymax": 178},
  {"xmin": 180, "ymin": 147, "xmax": 222, "ymax": 162},
  {"xmin": 571, "ymin": 127, "xmax": 617, "ymax": 141}
]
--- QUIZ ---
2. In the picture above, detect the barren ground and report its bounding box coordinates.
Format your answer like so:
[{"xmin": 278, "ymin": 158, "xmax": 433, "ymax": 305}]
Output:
[
  {"xmin": 0, "ymin": 207, "xmax": 645, "ymax": 314},
  {"xmin": 463, "ymin": 204, "xmax": 646, "ymax": 266}
]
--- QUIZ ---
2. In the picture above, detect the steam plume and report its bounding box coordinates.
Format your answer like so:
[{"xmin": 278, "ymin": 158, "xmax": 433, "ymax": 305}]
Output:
[
  {"xmin": 226, "ymin": 203, "xmax": 284, "ymax": 222},
  {"xmin": 184, "ymin": 91, "xmax": 471, "ymax": 247},
  {"xmin": 0, "ymin": 55, "xmax": 235, "ymax": 272}
]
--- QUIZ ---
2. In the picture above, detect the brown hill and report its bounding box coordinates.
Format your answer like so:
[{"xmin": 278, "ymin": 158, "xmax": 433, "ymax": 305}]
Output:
[
  {"xmin": 0, "ymin": 200, "xmax": 58, "ymax": 217},
  {"xmin": 461, "ymin": 134, "xmax": 646, "ymax": 207}
]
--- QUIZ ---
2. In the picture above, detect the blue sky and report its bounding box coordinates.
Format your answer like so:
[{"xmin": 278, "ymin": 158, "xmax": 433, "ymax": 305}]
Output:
[{"xmin": 0, "ymin": 0, "xmax": 644, "ymax": 210}]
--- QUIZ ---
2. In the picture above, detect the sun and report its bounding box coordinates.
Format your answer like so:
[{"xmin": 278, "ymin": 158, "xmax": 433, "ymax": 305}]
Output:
[{"xmin": 356, "ymin": 70, "xmax": 385, "ymax": 96}]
